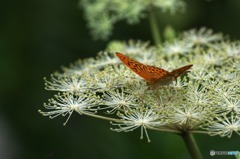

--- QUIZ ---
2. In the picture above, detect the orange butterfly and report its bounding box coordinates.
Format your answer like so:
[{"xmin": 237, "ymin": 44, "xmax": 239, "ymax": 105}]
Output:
[{"xmin": 116, "ymin": 52, "xmax": 193, "ymax": 87}]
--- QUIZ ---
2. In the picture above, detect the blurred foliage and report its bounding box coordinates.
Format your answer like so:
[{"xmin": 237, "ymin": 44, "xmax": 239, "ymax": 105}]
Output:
[
  {"xmin": 0, "ymin": 0, "xmax": 240, "ymax": 159},
  {"xmin": 80, "ymin": 0, "xmax": 185, "ymax": 40}
]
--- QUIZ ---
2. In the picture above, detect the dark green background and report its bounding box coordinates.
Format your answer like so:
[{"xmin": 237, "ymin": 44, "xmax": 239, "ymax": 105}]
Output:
[{"xmin": 1, "ymin": 0, "xmax": 239, "ymax": 159}]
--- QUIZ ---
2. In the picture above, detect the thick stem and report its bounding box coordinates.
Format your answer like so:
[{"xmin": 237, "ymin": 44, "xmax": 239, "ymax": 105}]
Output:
[
  {"xmin": 149, "ymin": 10, "xmax": 161, "ymax": 46},
  {"xmin": 181, "ymin": 133, "xmax": 203, "ymax": 159}
]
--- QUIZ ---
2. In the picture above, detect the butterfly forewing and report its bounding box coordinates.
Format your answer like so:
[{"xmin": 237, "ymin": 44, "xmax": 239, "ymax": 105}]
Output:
[
  {"xmin": 154, "ymin": 64, "xmax": 193, "ymax": 85},
  {"xmin": 168, "ymin": 64, "xmax": 193, "ymax": 79},
  {"xmin": 116, "ymin": 52, "xmax": 169, "ymax": 82}
]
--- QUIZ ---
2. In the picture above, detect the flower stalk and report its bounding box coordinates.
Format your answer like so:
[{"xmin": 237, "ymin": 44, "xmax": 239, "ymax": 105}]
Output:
[
  {"xmin": 181, "ymin": 133, "xmax": 203, "ymax": 159},
  {"xmin": 149, "ymin": 9, "xmax": 161, "ymax": 46}
]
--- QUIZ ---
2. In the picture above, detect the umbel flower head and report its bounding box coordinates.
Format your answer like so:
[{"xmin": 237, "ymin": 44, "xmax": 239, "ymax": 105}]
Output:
[{"xmin": 39, "ymin": 28, "xmax": 240, "ymax": 142}]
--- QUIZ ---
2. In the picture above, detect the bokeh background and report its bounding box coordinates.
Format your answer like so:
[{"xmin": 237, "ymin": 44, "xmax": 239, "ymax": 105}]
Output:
[{"xmin": 1, "ymin": 0, "xmax": 240, "ymax": 159}]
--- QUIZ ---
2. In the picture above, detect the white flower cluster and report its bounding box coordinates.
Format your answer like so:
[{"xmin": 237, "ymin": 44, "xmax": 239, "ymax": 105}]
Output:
[{"xmin": 39, "ymin": 28, "xmax": 240, "ymax": 141}]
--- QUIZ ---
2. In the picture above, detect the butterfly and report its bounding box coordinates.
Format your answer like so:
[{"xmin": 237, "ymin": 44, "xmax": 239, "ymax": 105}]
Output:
[{"xmin": 116, "ymin": 52, "xmax": 193, "ymax": 87}]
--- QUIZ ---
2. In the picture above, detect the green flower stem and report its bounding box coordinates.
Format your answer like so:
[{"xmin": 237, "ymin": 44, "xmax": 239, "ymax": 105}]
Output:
[
  {"xmin": 147, "ymin": 126, "xmax": 182, "ymax": 134},
  {"xmin": 181, "ymin": 133, "xmax": 203, "ymax": 159},
  {"xmin": 189, "ymin": 130, "xmax": 209, "ymax": 135},
  {"xmin": 149, "ymin": 10, "xmax": 161, "ymax": 46},
  {"xmin": 79, "ymin": 111, "xmax": 121, "ymax": 122}
]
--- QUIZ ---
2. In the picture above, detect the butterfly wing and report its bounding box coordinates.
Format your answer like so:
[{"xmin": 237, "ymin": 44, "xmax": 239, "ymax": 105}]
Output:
[
  {"xmin": 168, "ymin": 64, "xmax": 193, "ymax": 79},
  {"xmin": 116, "ymin": 52, "xmax": 169, "ymax": 82},
  {"xmin": 144, "ymin": 65, "xmax": 169, "ymax": 82},
  {"xmin": 156, "ymin": 64, "xmax": 193, "ymax": 85}
]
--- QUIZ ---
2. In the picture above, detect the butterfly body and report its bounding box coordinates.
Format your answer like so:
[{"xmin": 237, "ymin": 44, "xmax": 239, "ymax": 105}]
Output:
[{"xmin": 116, "ymin": 52, "xmax": 192, "ymax": 86}]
